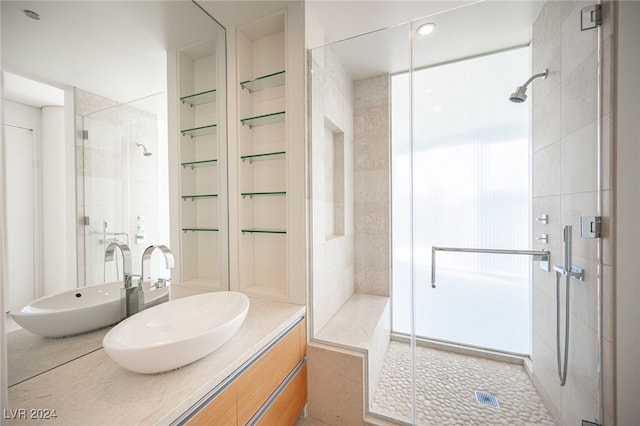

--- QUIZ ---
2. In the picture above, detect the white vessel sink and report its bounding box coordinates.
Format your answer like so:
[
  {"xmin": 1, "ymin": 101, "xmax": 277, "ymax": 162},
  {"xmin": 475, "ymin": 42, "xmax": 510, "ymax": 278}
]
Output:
[
  {"xmin": 10, "ymin": 282, "xmax": 123, "ymax": 338},
  {"xmin": 102, "ymin": 291, "xmax": 250, "ymax": 374}
]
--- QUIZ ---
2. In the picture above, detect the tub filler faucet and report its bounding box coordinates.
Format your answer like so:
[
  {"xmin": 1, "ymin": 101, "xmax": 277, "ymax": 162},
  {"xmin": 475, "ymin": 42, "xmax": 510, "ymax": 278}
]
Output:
[{"xmin": 104, "ymin": 242, "xmax": 139, "ymax": 318}]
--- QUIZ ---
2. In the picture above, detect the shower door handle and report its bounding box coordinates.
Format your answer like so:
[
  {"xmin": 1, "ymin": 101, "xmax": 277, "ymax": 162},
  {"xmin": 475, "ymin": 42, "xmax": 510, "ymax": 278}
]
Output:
[{"xmin": 430, "ymin": 246, "xmax": 550, "ymax": 288}]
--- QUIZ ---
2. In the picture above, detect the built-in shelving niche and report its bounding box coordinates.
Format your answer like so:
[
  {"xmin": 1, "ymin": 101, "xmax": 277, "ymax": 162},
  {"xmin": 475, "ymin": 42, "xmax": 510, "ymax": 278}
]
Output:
[
  {"xmin": 178, "ymin": 38, "xmax": 225, "ymax": 291},
  {"xmin": 238, "ymin": 12, "xmax": 288, "ymax": 299}
]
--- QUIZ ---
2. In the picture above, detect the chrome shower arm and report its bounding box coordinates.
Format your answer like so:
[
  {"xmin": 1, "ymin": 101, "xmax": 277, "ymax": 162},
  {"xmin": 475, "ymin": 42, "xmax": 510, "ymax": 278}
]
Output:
[
  {"xmin": 521, "ymin": 69, "xmax": 548, "ymax": 89},
  {"xmin": 430, "ymin": 246, "xmax": 551, "ymax": 288}
]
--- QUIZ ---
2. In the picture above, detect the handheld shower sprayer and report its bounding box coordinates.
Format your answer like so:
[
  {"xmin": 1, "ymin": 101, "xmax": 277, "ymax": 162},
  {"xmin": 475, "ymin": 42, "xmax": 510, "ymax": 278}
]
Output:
[
  {"xmin": 509, "ymin": 68, "xmax": 548, "ymax": 103},
  {"xmin": 552, "ymin": 225, "xmax": 585, "ymax": 386}
]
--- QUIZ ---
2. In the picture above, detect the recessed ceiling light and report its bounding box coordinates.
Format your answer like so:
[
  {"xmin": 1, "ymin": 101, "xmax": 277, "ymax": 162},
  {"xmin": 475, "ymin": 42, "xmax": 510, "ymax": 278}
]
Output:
[
  {"xmin": 416, "ymin": 23, "xmax": 436, "ymax": 36},
  {"xmin": 23, "ymin": 10, "xmax": 41, "ymax": 20}
]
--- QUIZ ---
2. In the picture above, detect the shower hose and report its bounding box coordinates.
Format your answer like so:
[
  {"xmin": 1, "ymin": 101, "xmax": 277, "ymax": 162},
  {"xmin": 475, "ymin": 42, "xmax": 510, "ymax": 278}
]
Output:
[{"xmin": 556, "ymin": 270, "xmax": 571, "ymax": 386}]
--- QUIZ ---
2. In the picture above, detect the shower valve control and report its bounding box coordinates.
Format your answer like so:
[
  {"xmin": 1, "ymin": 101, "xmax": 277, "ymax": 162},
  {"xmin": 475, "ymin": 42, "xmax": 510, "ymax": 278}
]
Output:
[
  {"xmin": 535, "ymin": 214, "xmax": 549, "ymax": 224},
  {"xmin": 580, "ymin": 216, "xmax": 602, "ymax": 239}
]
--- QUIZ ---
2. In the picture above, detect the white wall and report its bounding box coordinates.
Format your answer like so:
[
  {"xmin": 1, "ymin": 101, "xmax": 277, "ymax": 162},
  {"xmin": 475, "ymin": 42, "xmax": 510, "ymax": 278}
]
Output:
[
  {"xmin": 2, "ymin": 100, "xmax": 73, "ymax": 299},
  {"xmin": 3, "ymin": 101, "xmax": 42, "ymax": 304},
  {"xmin": 42, "ymin": 106, "xmax": 69, "ymax": 295},
  {"xmin": 615, "ymin": 1, "xmax": 640, "ymax": 424}
]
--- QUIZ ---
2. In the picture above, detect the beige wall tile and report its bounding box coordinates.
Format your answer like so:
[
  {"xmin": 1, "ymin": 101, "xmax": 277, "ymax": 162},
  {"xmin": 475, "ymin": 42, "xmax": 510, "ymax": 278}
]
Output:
[
  {"xmin": 561, "ymin": 122, "xmax": 598, "ymax": 195},
  {"xmin": 532, "ymin": 88, "xmax": 563, "ymax": 153},
  {"xmin": 532, "ymin": 331, "xmax": 562, "ymax": 418},
  {"xmin": 561, "ymin": 54, "xmax": 598, "ymax": 138},
  {"xmin": 307, "ymin": 344, "xmax": 365, "ymax": 425},
  {"xmin": 533, "ymin": 141, "xmax": 562, "ymax": 197}
]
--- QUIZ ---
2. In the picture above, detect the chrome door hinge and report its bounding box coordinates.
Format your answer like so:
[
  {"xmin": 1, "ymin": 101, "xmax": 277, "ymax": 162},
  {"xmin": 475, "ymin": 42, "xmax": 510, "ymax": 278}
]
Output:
[
  {"xmin": 580, "ymin": 216, "xmax": 602, "ymax": 239},
  {"xmin": 581, "ymin": 4, "xmax": 602, "ymax": 31}
]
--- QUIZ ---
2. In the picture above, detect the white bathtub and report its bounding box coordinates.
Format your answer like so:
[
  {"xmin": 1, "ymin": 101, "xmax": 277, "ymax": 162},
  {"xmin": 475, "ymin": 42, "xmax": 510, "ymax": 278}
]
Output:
[{"xmin": 10, "ymin": 282, "xmax": 123, "ymax": 338}]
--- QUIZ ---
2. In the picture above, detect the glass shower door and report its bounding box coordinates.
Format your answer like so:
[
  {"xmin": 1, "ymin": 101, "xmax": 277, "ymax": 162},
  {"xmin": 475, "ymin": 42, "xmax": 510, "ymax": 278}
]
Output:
[
  {"xmin": 403, "ymin": 1, "xmax": 604, "ymax": 425},
  {"xmin": 399, "ymin": 44, "xmax": 532, "ymax": 355}
]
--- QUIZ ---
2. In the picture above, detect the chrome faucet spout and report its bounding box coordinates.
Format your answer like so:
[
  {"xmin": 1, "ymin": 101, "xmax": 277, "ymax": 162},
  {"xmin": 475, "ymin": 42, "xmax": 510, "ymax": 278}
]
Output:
[
  {"xmin": 105, "ymin": 242, "xmax": 139, "ymax": 318},
  {"xmin": 138, "ymin": 245, "xmax": 174, "ymax": 311},
  {"xmin": 141, "ymin": 245, "xmax": 175, "ymax": 284},
  {"xmin": 105, "ymin": 242, "xmax": 133, "ymax": 287}
]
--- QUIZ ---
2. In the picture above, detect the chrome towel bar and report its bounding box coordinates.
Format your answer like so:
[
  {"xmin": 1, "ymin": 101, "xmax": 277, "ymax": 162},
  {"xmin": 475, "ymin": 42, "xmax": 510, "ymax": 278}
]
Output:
[{"xmin": 430, "ymin": 246, "xmax": 550, "ymax": 288}]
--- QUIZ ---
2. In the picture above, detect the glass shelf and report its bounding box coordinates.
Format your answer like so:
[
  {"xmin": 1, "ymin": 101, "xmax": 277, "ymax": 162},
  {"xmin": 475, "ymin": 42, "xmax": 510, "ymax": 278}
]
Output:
[
  {"xmin": 180, "ymin": 89, "xmax": 217, "ymax": 106},
  {"xmin": 182, "ymin": 227, "xmax": 219, "ymax": 232},
  {"xmin": 241, "ymin": 151, "xmax": 285, "ymax": 163},
  {"xmin": 240, "ymin": 71, "xmax": 285, "ymax": 93},
  {"xmin": 241, "ymin": 111, "xmax": 285, "ymax": 128},
  {"xmin": 241, "ymin": 191, "xmax": 286, "ymax": 198},
  {"xmin": 181, "ymin": 124, "xmax": 217, "ymax": 138},
  {"xmin": 181, "ymin": 159, "xmax": 218, "ymax": 169},
  {"xmin": 241, "ymin": 228, "xmax": 286, "ymax": 234},
  {"xmin": 181, "ymin": 194, "xmax": 219, "ymax": 200}
]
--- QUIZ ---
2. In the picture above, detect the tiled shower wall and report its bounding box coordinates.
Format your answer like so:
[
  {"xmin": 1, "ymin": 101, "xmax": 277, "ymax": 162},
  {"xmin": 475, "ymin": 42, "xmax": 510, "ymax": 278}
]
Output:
[
  {"xmin": 530, "ymin": 1, "xmax": 615, "ymax": 424},
  {"xmin": 310, "ymin": 45, "xmax": 392, "ymax": 336},
  {"xmin": 354, "ymin": 75, "xmax": 391, "ymax": 297},
  {"xmin": 310, "ymin": 45, "xmax": 356, "ymax": 335}
]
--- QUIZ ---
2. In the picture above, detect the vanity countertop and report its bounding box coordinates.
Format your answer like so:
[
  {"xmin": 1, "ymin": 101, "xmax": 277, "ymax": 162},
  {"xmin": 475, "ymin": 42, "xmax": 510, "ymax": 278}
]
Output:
[{"xmin": 8, "ymin": 288, "xmax": 305, "ymax": 425}]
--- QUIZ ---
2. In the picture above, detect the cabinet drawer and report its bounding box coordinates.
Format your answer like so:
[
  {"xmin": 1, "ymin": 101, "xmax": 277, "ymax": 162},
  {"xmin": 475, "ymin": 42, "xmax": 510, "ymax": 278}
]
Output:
[
  {"xmin": 256, "ymin": 362, "xmax": 307, "ymax": 426},
  {"xmin": 182, "ymin": 318, "xmax": 306, "ymax": 426},
  {"xmin": 187, "ymin": 382, "xmax": 237, "ymax": 426},
  {"xmin": 237, "ymin": 321, "xmax": 303, "ymax": 424}
]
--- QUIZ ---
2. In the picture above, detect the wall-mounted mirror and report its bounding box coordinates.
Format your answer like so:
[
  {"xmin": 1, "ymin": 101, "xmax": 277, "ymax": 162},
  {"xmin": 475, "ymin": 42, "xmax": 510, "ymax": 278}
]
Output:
[{"xmin": 2, "ymin": 0, "xmax": 226, "ymax": 387}]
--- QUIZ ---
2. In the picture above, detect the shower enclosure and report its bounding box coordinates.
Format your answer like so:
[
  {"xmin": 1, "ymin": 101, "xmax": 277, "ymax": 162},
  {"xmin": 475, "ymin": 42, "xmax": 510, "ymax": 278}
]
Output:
[
  {"xmin": 78, "ymin": 92, "xmax": 170, "ymax": 287},
  {"xmin": 309, "ymin": 1, "xmax": 613, "ymax": 424}
]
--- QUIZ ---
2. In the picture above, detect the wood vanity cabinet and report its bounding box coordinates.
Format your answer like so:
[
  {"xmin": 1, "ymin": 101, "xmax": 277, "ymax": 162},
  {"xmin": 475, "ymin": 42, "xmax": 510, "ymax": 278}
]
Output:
[{"xmin": 186, "ymin": 318, "xmax": 307, "ymax": 426}]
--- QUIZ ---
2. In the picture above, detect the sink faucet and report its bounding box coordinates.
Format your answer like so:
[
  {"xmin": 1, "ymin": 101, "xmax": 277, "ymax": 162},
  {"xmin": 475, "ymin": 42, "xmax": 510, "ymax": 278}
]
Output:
[
  {"xmin": 141, "ymin": 245, "xmax": 175, "ymax": 285},
  {"xmin": 105, "ymin": 242, "xmax": 140, "ymax": 318},
  {"xmin": 138, "ymin": 245, "xmax": 175, "ymax": 310},
  {"xmin": 104, "ymin": 242, "xmax": 133, "ymax": 288}
]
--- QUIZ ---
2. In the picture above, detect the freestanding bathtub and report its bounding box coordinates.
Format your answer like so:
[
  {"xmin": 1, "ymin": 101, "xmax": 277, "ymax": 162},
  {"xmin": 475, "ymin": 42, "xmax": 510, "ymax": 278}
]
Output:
[{"xmin": 10, "ymin": 281, "xmax": 123, "ymax": 338}]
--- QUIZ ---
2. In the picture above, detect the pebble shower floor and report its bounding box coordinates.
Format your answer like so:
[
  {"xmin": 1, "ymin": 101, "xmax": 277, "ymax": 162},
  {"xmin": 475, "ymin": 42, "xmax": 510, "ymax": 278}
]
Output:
[{"xmin": 371, "ymin": 341, "xmax": 556, "ymax": 425}]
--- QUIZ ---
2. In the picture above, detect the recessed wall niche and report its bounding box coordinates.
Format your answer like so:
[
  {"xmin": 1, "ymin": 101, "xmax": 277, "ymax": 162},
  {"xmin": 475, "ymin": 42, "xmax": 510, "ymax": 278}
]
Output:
[
  {"xmin": 324, "ymin": 118, "xmax": 345, "ymax": 240},
  {"xmin": 237, "ymin": 12, "xmax": 288, "ymax": 298},
  {"xmin": 176, "ymin": 37, "xmax": 228, "ymax": 290}
]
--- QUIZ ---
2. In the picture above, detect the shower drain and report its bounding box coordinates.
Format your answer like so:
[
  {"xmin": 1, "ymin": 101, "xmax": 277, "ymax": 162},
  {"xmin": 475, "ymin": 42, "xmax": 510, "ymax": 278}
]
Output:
[{"xmin": 474, "ymin": 391, "xmax": 500, "ymax": 409}]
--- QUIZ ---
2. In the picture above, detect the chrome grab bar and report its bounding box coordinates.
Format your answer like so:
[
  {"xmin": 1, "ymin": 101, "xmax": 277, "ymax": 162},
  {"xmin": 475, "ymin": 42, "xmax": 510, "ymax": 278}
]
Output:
[{"xmin": 430, "ymin": 246, "xmax": 551, "ymax": 288}]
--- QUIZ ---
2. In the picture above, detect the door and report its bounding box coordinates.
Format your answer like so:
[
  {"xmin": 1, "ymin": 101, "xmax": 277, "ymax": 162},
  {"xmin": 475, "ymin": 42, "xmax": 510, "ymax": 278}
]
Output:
[
  {"xmin": 4, "ymin": 124, "xmax": 37, "ymax": 312},
  {"xmin": 397, "ymin": 2, "xmax": 604, "ymax": 425},
  {"xmin": 393, "ymin": 45, "xmax": 533, "ymax": 355}
]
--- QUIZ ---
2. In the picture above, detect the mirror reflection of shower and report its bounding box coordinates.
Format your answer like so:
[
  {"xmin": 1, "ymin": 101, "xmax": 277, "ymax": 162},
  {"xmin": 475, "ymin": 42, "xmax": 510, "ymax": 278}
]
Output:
[
  {"xmin": 136, "ymin": 142, "xmax": 153, "ymax": 157},
  {"xmin": 81, "ymin": 91, "xmax": 170, "ymax": 287}
]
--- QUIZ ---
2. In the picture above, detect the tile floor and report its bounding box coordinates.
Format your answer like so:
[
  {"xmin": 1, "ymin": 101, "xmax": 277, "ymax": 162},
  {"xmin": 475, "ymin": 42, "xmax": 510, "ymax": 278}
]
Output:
[{"xmin": 370, "ymin": 341, "xmax": 556, "ymax": 425}]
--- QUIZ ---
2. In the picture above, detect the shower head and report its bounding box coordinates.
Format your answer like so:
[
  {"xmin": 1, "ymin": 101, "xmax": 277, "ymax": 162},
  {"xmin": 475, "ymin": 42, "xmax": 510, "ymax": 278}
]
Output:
[
  {"xmin": 509, "ymin": 69, "xmax": 548, "ymax": 103},
  {"xmin": 509, "ymin": 86, "xmax": 528, "ymax": 103},
  {"xmin": 136, "ymin": 142, "xmax": 152, "ymax": 157}
]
